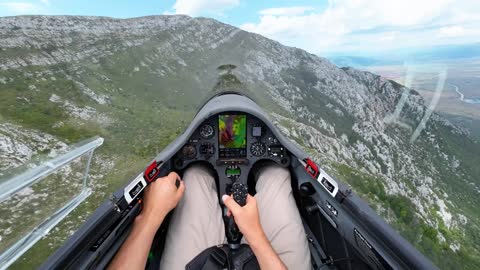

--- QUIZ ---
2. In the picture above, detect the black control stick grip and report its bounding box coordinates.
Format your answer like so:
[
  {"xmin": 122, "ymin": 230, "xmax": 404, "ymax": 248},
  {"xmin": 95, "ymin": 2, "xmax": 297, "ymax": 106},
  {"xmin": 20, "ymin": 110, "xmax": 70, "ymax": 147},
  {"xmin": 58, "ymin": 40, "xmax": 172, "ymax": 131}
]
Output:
[
  {"xmin": 232, "ymin": 183, "xmax": 248, "ymax": 206},
  {"xmin": 225, "ymin": 183, "xmax": 248, "ymax": 249}
]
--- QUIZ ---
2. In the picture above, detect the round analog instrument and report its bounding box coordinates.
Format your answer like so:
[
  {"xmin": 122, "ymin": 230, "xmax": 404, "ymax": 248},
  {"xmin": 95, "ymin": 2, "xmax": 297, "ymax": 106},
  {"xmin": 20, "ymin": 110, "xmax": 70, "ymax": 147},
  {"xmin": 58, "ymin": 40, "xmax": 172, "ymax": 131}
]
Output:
[
  {"xmin": 200, "ymin": 124, "xmax": 214, "ymax": 139},
  {"xmin": 200, "ymin": 142, "xmax": 215, "ymax": 157},
  {"xmin": 250, "ymin": 142, "xmax": 266, "ymax": 157},
  {"xmin": 182, "ymin": 144, "xmax": 197, "ymax": 160}
]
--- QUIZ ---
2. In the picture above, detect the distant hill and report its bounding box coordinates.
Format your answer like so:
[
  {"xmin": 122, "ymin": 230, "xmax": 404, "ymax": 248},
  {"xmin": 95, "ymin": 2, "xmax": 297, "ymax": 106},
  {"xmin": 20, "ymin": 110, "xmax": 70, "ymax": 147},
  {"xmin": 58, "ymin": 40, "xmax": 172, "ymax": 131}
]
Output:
[
  {"xmin": 327, "ymin": 55, "xmax": 399, "ymax": 67},
  {"xmin": 327, "ymin": 43, "xmax": 480, "ymax": 67}
]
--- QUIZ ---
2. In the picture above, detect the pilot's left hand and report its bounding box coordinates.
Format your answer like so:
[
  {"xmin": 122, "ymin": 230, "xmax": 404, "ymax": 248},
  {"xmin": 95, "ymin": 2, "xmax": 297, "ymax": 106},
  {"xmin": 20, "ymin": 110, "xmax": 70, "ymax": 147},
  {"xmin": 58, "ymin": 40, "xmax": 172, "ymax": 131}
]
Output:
[{"xmin": 142, "ymin": 172, "xmax": 185, "ymax": 227}]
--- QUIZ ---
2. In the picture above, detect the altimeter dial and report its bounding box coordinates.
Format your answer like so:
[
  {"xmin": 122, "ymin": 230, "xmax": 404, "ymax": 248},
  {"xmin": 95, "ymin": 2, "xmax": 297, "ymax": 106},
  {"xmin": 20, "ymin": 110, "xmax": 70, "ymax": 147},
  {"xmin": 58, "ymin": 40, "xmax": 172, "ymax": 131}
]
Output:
[
  {"xmin": 200, "ymin": 124, "xmax": 214, "ymax": 139},
  {"xmin": 250, "ymin": 142, "xmax": 266, "ymax": 157}
]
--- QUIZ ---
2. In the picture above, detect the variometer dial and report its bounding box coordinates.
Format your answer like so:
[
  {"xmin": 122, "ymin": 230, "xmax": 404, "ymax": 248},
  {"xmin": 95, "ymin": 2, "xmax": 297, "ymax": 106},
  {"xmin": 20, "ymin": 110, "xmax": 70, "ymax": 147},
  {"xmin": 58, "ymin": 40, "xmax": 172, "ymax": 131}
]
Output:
[
  {"xmin": 200, "ymin": 124, "xmax": 214, "ymax": 139},
  {"xmin": 250, "ymin": 142, "xmax": 266, "ymax": 157},
  {"xmin": 200, "ymin": 142, "xmax": 215, "ymax": 158}
]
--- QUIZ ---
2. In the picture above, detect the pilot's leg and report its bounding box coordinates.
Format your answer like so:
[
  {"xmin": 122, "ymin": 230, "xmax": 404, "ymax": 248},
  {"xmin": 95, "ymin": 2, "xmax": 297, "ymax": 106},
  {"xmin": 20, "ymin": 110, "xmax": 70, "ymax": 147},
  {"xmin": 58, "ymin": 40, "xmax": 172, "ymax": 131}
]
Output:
[
  {"xmin": 253, "ymin": 165, "xmax": 312, "ymax": 270},
  {"xmin": 160, "ymin": 165, "xmax": 225, "ymax": 270}
]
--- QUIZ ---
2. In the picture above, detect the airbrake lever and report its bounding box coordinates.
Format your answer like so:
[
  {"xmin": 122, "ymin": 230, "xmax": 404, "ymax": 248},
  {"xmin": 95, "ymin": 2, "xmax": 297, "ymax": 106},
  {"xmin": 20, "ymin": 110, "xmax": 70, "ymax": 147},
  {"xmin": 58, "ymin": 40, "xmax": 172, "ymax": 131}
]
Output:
[
  {"xmin": 224, "ymin": 183, "xmax": 248, "ymax": 249},
  {"xmin": 144, "ymin": 160, "xmax": 180, "ymax": 188},
  {"xmin": 124, "ymin": 160, "xmax": 180, "ymax": 206},
  {"xmin": 144, "ymin": 161, "xmax": 166, "ymax": 182}
]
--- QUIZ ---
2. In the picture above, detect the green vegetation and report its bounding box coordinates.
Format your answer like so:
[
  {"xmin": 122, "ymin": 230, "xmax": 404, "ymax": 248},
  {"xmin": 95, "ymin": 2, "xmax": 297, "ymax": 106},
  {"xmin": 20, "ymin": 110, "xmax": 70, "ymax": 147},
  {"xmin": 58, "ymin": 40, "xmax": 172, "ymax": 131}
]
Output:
[
  {"xmin": 1, "ymin": 55, "xmax": 276, "ymax": 268},
  {"xmin": 0, "ymin": 58, "xmax": 195, "ymax": 267},
  {"xmin": 332, "ymin": 162, "xmax": 480, "ymax": 269},
  {"xmin": 217, "ymin": 64, "xmax": 237, "ymax": 74},
  {"xmin": 280, "ymin": 66, "xmax": 356, "ymax": 138},
  {"xmin": 0, "ymin": 158, "xmax": 87, "ymax": 255}
]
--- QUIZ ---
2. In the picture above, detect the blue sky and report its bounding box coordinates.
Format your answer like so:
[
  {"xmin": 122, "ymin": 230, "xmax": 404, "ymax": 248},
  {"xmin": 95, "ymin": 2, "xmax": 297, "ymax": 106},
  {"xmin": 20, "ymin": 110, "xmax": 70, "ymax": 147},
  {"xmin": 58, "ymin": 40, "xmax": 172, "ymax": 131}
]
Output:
[{"xmin": 0, "ymin": 0, "xmax": 479, "ymax": 56}]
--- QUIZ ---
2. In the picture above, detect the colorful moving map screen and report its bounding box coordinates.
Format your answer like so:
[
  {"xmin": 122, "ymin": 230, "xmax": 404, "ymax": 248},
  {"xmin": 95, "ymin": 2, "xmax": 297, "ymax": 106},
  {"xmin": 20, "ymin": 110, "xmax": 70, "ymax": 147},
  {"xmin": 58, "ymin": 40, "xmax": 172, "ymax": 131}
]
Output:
[{"xmin": 218, "ymin": 115, "xmax": 247, "ymax": 149}]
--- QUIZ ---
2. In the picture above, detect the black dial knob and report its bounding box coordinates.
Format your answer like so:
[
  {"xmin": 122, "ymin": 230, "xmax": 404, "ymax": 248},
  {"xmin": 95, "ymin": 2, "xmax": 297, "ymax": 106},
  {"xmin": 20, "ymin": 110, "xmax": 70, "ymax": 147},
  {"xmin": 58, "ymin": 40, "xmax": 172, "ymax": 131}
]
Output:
[
  {"xmin": 250, "ymin": 142, "xmax": 266, "ymax": 157},
  {"xmin": 267, "ymin": 136, "xmax": 278, "ymax": 145}
]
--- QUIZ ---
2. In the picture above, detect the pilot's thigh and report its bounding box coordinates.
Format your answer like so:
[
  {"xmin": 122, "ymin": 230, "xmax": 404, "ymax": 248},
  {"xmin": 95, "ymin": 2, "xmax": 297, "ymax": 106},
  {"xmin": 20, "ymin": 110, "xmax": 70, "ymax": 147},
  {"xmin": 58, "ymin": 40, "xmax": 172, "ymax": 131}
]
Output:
[
  {"xmin": 160, "ymin": 165, "xmax": 225, "ymax": 270},
  {"xmin": 254, "ymin": 165, "xmax": 312, "ymax": 270}
]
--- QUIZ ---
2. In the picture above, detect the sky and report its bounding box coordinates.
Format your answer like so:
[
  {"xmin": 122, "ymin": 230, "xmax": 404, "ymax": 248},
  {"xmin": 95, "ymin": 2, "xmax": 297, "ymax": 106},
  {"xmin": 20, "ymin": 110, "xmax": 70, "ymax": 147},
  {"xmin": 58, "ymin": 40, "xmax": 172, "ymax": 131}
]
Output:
[{"xmin": 0, "ymin": 0, "xmax": 479, "ymax": 56}]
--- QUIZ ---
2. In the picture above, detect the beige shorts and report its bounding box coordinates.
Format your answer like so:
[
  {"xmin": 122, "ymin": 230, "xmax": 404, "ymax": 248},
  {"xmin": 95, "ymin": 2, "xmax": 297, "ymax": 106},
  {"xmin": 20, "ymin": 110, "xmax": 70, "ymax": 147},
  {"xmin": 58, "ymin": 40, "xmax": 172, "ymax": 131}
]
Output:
[{"xmin": 160, "ymin": 164, "xmax": 311, "ymax": 270}]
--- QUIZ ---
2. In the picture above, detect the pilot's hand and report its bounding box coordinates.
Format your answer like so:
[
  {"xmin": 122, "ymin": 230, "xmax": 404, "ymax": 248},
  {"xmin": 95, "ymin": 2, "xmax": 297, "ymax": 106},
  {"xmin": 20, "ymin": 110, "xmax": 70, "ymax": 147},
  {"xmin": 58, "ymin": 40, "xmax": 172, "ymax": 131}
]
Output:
[
  {"xmin": 222, "ymin": 194, "xmax": 266, "ymax": 244},
  {"xmin": 142, "ymin": 172, "xmax": 185, "ymax": 227}
]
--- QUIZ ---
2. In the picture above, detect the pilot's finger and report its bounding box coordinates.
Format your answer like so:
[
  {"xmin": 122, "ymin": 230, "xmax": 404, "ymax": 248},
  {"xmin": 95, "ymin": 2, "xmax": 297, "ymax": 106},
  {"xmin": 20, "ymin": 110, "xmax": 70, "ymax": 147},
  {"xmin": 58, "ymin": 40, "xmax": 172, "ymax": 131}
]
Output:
[
  {"xmin": 222, "ymin": 195, "xmax": 241, "ymax": 215},
  {"xmin": 167, "ymin": 171, "xmax": 181, "ymax": 184},
  {"xmin": 226, "ymin": 209, "xmax": 232, "ymax": 217},
  {"xmin": 246, "ymin": 194, "xmax": 255, "ymax": 204},
  {"xmin": 168, "ymin": 171, "xmax": 180, "ymax": 180},
  {"xmin": 176, "ymin": 180, "xmax": 186, "ymax": 197}
]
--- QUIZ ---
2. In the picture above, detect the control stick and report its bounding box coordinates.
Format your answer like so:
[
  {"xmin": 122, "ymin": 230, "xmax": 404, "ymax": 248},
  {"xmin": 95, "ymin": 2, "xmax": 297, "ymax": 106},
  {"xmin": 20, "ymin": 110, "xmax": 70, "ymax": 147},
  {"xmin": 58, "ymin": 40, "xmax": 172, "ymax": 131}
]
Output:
[{"xmin": 224, "ymin": 183, "xmax": 248, "ymax": 249}]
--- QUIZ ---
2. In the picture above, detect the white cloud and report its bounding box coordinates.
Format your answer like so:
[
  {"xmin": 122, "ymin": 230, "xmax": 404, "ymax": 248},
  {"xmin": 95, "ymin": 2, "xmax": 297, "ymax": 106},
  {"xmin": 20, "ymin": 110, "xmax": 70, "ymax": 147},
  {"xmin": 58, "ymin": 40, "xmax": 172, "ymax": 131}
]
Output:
[
  {"xmin": 171, "ymin": 0, "xmax": 239, "ymax": 16},
  {"xmin": 259, "ymin": 6, "xmax": 314, "ymax": 16},
  {"xmin": 0, "ymin": 1, "xmax": 51, "ymax": 16},
  {"xmin": 438, "ymin": 26, "xmax": 466, "ymax": 37},
  {"xmin": 0, "ymin": 2, "xmax": 39, "ymax": 13},
  {"xmin": 241, "ymin": 0, "xmax": 480, "ymax": 55},
  {"xmin": 379, "ymin": 31, "xmax": 397, "ymax": 42}
]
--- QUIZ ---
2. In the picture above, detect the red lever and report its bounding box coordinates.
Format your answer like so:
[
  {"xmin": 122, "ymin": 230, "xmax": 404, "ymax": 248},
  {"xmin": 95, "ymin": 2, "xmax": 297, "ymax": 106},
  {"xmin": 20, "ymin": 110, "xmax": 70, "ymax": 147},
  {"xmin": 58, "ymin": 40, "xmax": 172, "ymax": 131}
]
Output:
[
  {"xmin": 304, "ymin": 158, "xmax": 319, "ymax": 179},
  {"xmin": 144, "ymin": 161, "xmax": 162, "ymax": 182}
]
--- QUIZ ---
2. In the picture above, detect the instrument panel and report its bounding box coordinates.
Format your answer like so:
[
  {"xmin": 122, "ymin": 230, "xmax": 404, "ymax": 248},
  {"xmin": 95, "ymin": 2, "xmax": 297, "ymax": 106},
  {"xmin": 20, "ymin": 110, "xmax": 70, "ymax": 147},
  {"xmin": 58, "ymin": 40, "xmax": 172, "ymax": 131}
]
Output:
[{"xmin": 173, "ymin": 113, "xmax": 290, "ymax": 197}]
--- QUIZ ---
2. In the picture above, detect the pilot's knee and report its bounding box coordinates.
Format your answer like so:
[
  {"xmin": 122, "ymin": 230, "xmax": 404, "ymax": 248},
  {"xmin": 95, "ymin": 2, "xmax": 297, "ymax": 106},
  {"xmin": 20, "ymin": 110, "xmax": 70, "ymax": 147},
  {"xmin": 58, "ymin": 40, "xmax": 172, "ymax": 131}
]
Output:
[
  {"xmin": 256, "ymin": 164, "xmax": 290, "ymax": 189},
  {"xmin": 183, "ymin": 164, "xmax": 215, "ymax": 185}
]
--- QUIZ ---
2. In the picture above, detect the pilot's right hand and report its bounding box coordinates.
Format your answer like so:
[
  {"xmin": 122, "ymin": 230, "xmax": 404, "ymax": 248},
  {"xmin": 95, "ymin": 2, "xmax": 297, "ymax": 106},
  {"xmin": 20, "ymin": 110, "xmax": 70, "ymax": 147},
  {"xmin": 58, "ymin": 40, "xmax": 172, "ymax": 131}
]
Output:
[
  {"xmin": 223, "ymin": 194, "xmax": 287, "ymax": 269},
  {"xmin": 222, "ymin": 194, "xmax": 266, "ymax": 244}
]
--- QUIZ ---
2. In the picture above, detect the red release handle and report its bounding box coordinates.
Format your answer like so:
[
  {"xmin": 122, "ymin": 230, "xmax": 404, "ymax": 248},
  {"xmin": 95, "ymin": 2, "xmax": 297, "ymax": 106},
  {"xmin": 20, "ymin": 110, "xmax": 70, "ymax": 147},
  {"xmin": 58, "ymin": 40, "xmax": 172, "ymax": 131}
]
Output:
[
  {"xmin": 144, "ymin": 161, "xmax": 162, "ymax": 182},
  {"xmin": 304, "ymin": 158, "xmax": 319, "ymax": 179}
]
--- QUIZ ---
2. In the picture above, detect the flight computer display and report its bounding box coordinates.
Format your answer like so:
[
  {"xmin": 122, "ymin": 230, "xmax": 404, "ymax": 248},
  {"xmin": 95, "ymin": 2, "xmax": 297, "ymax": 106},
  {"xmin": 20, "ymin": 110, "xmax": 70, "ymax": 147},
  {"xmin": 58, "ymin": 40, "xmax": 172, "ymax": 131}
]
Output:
[{"xmin": 218, "ymin": 114, "xmax": 247, "ymax": 158}]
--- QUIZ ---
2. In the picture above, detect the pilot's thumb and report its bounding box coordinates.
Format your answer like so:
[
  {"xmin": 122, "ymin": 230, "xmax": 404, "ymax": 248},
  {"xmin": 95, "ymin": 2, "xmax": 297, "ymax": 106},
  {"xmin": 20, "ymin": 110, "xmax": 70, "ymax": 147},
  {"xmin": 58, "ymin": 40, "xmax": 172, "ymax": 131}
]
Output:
[{"xmin": 222, "ymin": 195, "xmax": 241, "ymax": 215}]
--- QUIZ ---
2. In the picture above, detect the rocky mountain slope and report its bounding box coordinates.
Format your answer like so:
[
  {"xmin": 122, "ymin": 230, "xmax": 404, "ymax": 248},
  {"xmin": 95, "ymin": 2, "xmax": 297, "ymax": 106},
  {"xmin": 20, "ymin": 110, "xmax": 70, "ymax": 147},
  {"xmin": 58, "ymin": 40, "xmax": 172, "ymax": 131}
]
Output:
[{"xmin": 0, "ymin": 15, "xmax": 479, "ymax": 269}]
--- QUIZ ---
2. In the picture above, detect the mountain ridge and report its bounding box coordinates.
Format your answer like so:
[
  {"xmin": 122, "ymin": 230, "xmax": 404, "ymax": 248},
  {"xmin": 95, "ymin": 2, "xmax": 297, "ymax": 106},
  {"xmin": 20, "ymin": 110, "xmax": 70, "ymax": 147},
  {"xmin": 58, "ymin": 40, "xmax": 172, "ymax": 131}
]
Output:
[{"xmin": 0, "ymin": 15, "xmax": 479, "ymax": 269}]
